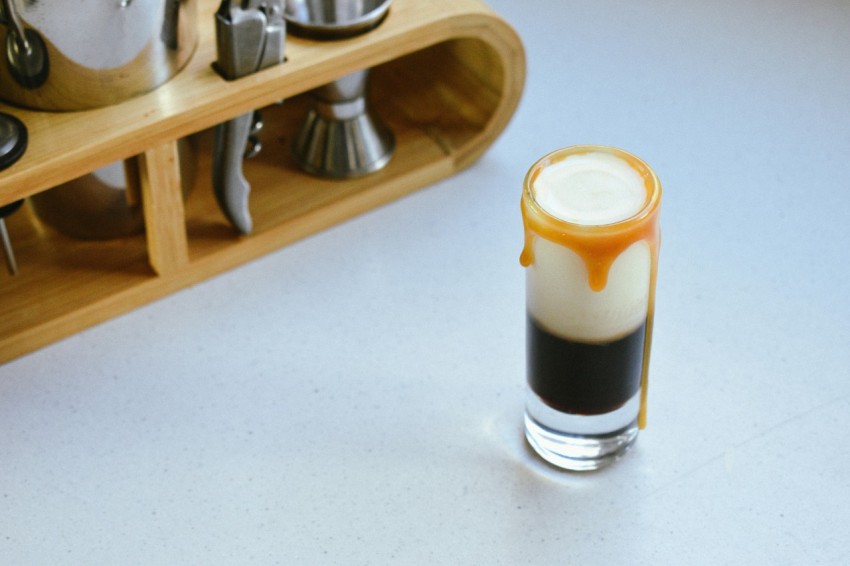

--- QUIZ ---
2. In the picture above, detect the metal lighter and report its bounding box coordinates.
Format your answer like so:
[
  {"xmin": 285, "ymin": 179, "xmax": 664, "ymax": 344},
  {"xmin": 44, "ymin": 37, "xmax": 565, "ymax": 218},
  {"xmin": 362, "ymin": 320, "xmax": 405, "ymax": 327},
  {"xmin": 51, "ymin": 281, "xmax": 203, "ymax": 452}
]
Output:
[{"xmin": 212, "ymin": 0, "xmax": 285, "ymax": 234}]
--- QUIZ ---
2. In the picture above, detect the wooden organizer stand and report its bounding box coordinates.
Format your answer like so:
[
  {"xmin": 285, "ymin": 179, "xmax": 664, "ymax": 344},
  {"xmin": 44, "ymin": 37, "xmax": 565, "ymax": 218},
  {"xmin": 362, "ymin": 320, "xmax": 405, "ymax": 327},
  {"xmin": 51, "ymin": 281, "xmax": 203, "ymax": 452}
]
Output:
[{"xmin": 0, "ymin": 0, "xmax": 525, "ymax": 364}]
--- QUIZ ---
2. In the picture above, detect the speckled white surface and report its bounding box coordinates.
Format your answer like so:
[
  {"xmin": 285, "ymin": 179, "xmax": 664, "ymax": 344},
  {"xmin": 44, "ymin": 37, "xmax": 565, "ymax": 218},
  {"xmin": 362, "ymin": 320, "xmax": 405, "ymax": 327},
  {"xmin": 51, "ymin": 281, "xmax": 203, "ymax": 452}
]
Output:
[{"xmin": 2, "ymin": 0, "xmax": 850, "ymax": 564}]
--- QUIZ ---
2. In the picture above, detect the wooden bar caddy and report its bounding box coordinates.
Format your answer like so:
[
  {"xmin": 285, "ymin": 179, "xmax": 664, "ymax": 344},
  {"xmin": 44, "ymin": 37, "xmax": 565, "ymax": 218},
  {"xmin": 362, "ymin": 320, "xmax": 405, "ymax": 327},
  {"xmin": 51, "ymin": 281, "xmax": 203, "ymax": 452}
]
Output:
[{"xmin": 0, "ymin": 0, "xmax": 525, "ymax": 363}]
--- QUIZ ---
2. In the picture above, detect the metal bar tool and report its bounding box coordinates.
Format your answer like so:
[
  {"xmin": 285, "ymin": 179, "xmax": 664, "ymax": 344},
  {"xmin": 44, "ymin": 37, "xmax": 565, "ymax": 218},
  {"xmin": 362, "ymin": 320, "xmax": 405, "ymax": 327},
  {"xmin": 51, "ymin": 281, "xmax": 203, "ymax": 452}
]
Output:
[
  {"xmin": 213, "ymin": 0, "xmax": 285, "ymax": 234},
  {"xmin": 0, "ymin": 110, "xmax": 27, "ymax": 275},
  {"xmin": 0, "ymin": 199, "xmax": 22, "ymax": 275}
]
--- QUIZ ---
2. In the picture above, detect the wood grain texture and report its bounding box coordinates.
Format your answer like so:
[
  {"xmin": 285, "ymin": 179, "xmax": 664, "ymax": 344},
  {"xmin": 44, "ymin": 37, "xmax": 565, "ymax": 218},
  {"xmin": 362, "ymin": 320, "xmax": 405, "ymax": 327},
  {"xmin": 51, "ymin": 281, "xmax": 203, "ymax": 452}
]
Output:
[
  {"xmin": 138, "ymin": 141, "xmax": 189, "ymax": 275},
  {"xmin": 0, "ymin": 0, "xmax": 525, "ymax": 363}
]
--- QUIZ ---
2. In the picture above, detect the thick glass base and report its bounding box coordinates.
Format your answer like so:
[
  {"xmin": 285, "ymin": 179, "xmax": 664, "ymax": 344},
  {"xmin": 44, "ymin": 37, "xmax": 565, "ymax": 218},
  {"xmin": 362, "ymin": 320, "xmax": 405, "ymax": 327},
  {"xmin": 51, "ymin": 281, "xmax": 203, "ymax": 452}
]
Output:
[{"xmin": 524, "ymin": 391, "xmax": 640, "ymax": 471}]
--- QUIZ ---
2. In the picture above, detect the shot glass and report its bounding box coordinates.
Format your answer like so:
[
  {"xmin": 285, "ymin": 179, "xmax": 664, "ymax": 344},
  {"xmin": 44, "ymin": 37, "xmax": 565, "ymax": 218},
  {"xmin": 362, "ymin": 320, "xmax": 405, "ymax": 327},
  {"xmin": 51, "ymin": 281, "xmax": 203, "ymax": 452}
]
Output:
[{"xmin": 520, "ymin": 145, "xmax": 661, "ymax": 471}]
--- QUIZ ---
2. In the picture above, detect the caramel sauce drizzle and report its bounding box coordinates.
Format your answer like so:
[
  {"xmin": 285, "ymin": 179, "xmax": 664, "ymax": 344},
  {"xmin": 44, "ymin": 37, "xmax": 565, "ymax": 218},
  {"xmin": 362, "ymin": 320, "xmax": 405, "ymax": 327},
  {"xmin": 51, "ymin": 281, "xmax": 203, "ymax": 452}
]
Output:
[{"xmin": 520, "ymin": 147, "xmax": 662, "ymax": 429}]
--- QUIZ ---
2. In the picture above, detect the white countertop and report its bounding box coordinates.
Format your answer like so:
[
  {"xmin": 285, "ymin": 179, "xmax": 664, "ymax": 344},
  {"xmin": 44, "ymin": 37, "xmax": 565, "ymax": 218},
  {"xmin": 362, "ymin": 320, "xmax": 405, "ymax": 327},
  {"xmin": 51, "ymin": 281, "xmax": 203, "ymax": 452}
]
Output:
[{"xmin": 2, "ymin": 0, "xmax": 850, "ymax": 563}]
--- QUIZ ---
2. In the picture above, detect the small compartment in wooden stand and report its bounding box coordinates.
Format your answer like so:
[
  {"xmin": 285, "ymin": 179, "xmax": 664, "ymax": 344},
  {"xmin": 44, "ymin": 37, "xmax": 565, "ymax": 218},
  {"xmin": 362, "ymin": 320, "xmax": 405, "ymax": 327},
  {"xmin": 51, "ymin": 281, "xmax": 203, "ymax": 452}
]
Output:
[{"xmin": 0, "ymin": 0, "xmax": 525, "ymax": 363}]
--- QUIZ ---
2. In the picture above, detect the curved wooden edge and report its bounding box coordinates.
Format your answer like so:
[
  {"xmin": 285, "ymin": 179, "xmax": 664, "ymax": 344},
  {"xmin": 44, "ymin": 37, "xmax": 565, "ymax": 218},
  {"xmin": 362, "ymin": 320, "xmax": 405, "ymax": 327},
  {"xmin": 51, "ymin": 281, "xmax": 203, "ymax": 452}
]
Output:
[
  {"xmin": 446, "ymin": 16, "xmax": 526, "ymax": 171},
  {"xmin": 0, "ymin": 0, "xmax": 527, "ymax": 363},
  {"xmin": 0, "ymin": 0, "xmax": 525, "ymax": 203}
]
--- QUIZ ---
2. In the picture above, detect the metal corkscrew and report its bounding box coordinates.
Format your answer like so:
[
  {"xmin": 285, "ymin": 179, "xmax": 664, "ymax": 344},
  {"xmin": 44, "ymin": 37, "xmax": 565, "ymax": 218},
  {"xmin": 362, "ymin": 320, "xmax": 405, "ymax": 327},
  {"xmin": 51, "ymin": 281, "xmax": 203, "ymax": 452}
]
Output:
[{"xmin": 212, "ymin": 0, "xmax": 285, "ymax": 234}]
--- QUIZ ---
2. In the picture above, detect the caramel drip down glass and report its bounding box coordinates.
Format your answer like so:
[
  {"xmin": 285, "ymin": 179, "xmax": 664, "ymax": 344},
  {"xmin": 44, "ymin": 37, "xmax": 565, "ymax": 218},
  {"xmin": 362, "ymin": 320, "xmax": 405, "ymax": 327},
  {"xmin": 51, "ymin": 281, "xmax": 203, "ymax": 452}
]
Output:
[{"xmin": 520, "ymin": 145, "xmax": 661, "ymax": 471}]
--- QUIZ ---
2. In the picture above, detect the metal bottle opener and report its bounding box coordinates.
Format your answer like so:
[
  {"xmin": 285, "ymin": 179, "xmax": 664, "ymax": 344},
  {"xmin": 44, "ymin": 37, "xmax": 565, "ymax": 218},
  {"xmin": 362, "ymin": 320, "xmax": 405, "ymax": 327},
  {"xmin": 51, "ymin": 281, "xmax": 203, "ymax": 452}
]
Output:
[{"xmin": 212, "ymin": 0, "xmax": 285, "ymax": 234}]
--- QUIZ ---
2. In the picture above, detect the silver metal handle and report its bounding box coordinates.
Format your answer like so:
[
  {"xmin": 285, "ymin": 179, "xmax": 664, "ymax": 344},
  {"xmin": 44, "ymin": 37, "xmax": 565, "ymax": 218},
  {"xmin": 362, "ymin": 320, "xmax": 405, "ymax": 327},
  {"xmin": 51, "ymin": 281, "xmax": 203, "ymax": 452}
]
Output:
[
  {"xmin": 212, "ymin": 112, "xmax": 255, "ymax": 235},
  {"xmin": 211, "ymin": 0, "xmax": 285, "ymax": 234}
]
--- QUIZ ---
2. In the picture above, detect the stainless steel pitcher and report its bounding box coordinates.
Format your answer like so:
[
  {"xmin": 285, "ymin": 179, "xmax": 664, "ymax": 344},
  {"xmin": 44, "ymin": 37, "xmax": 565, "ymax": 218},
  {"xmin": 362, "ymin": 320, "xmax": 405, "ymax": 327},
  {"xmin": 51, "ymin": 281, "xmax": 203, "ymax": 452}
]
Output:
[{"xmin": 0, "ymin": 0, "xmax": 198, "ymax": 110}]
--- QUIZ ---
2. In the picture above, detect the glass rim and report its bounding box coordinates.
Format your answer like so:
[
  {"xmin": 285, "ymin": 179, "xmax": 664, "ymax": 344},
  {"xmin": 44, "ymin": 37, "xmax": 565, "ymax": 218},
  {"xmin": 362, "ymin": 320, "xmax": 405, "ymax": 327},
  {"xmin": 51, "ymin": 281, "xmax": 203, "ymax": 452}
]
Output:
[{"xmin": 522, "ymin": 144, "xmax": 662, "ymax": 231}]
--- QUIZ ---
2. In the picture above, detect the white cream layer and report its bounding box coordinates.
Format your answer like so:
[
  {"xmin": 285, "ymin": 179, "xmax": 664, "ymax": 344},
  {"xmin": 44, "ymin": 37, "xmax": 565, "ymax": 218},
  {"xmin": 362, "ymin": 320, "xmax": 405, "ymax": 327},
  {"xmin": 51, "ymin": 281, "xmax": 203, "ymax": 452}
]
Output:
[
  {"xmin": 532, "ymin": 151, "xmax": 645, "ymax": 226},
  {"xmin": 527, "ymin": 238, "xmax": 650, "ymax": 342}
]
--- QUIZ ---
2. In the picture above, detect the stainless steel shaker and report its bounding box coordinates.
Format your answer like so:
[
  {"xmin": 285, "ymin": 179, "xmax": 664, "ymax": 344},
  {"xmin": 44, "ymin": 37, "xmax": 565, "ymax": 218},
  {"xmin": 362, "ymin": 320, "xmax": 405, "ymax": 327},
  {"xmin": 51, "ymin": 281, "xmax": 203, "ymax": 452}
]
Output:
[{"xmin": 0, "ymin": 0, "xmax": 198, "ymax": 111}]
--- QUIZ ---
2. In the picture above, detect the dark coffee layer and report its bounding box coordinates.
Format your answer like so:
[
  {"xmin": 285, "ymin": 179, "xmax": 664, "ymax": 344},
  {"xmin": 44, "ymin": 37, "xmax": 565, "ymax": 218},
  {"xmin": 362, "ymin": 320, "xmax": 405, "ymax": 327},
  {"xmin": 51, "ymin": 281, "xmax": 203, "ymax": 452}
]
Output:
[{"xmin": 527, "ymin": 315, "xmax": 646, "ymax": 415}]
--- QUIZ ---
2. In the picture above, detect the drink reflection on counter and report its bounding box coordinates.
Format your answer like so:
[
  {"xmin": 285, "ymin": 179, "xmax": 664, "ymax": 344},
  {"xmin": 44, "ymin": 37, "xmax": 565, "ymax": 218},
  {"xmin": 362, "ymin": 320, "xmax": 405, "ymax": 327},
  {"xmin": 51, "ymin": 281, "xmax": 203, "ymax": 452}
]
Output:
[{"xmin": 520, "ymin": 145, "xmax": 662, "ymax": 471}]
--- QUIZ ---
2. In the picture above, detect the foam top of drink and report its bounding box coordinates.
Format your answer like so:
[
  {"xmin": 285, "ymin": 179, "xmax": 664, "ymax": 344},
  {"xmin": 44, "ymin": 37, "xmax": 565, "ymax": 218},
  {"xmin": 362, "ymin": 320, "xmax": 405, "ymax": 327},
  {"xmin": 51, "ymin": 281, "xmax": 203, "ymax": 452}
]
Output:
[{"xmin": 531, "ymin": 152, "xmax": 646, "ymax": 225}]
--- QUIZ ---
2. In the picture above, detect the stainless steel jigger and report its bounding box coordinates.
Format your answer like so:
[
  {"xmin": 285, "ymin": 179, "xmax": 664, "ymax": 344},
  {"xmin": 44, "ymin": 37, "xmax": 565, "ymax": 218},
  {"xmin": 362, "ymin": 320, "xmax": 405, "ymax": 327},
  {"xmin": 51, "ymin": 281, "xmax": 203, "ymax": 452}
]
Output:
[
  {"xmin": 292, "ymin": 68, "xmax": 394, "ymax": 178},
  {"xmin": 286, "ymin": 0, "xmax": 394, "ymax": 178}
]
